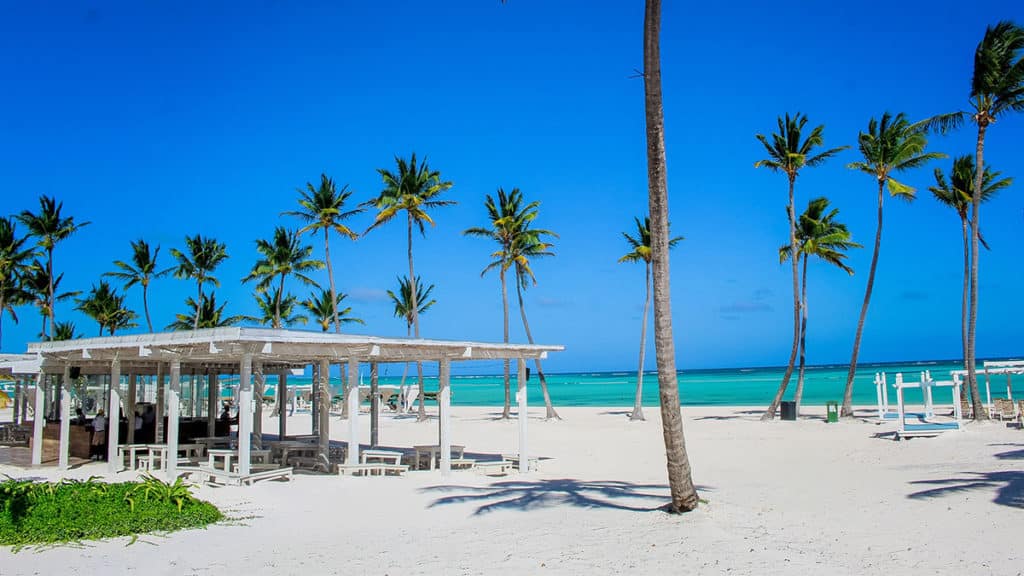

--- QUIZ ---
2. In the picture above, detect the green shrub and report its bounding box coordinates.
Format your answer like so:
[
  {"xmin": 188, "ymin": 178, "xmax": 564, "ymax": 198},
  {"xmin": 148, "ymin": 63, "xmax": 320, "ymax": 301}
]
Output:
[{"xmin": 0, "ymin": 475, "xmax": 222, "ymax": 546}]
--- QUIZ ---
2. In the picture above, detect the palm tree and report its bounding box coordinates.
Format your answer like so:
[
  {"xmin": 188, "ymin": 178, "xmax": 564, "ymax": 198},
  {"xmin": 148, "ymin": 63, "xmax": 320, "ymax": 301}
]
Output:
[
  {"xmin": 619, "ymin": 216, "xmax": 683, "ymax": 421},
  {"xmin": 16, "ymin": 195, "xmax": 90, "ymax": 340},
  {"xmin": 367, "ymin": 153, "xmax": 454, "ymax": 421},
  {"xmin": 242, "ymin": 227, "xmax": 323, "ymax": 329},
  {"xmin": 510, "ymin": 229, "xmax": 562, "ymax": 420},
  {"xmin": 170, "ymin": 235, "xmax": 229, "ymax": 330},
  {"xmin": 754, "ymin": 114, "xmax": 847, "ymax": 421},
  {"xmin": 283, "ymin": 174, "xmax": 363, "ymax": 333},
  {"xmin": 930, "ymin": 156, "xmax": 1012, "ymax": 393},
  {"xmin": 923, "ymin": 21, "xmax": 1024, "ymax": 419},
  {"xmin": 52, "ymin": 321, "xmax": 80, "ymax": 341},
  {"xmin": 302, "ymin": 288, "xmax": 364, "ymax": 332},
  {"xmin": 841, "ymin": 112, "xmax": 945, "ymax": 417},
  {"xmin": 780, "ymin": 198, "xmax": 860, "ymax": 416},
  {"xmin": 464, "ymin": 188, "xmax": 542, "ymax": 420},
  {"xmin": 0, "ymin": 217, "xmax": 36, "ymax": 349},
  {"xmin": 75, "ymin": 280, "xmax": 124, "ymax": 335},
  {"xmin": 167, "ymin": 293, "xmax": 246, "ymax": 330},
  {"xmin": 643, "ymin": 0, "xmax": 699, "ymax": 512},
  {"xmin": 253, "ymin": 288, "xmax": 309, "ymax": 328},
  {"xmin": 386, "ymin": 275, "xmax": 436, "ymax": 415},
  {"xmin": 104, "ymin": 239, "xmax": 169, "ymax": 332},
  {"xmin": 22, "ymin": 260, "xmax": 79, "ymax": 340}
]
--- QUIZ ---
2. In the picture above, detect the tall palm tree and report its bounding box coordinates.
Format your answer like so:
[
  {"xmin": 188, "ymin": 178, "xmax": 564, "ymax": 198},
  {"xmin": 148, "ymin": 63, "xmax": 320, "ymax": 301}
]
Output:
[
  {"xmin": 16, "ymin": 195, "xmax": 90, "ymax": 340},
  {"xmin": 242, "ymin": 227, "xmax": 323, "ymax": 329},
  {"xmin": 386, "ymin": 275, "xmax": 436, "ymax": 415},
  {"xmin": 464, "ymin": 187, "xmax": 542, "ymax": 420},
  {"xmin": 619, "ymin": 216, "xmax": 683, "ymax": 422},
  {"xmin": 253, "ymin": 288, "xmax": 309, "ymax": 328},
  {"xmin": 509, "ymin": 229, "xmax": 562, "ymax": 420},
  {"xmin": 52, "ymin": 321, "xmax": 80, "ymax": 341},
  {"xmin": 0, "ymin": 217, "xmax": 36, "ymax": 349},
  {"xmin": 283, "ymin": 174, "xmax": 363, "ymax": 333},
  {"xmin": 780, "ymin": 198, "xmax": 860, "ymax": 416},
  {"xmin": 930, "ymin": 156, "xmax": 1012, "ymax": 390},
  {"xmin": 367, "ymin": 153, "xmax": 453, "ymax": 421},
  {"xmin": 104, "ymin": 239, "xmax": 169, "ymax": 332},
  {"xmin": 303, "ymin": 288, "xmax": 363, "ymax": 332},
  {"xmin": 643, "ymin": 0, "xmax": 698, "ymax": 512},
  {"xmin": 754, "ymin": 114, "xmax": 847, "ymax": 421},
  {"xmin": 22, "ymin": 260, "xmax": 79, "ymax": 340},
  {"xmin": 75, "ymin": 280, "xmax": 138, "ymax": 336},
  {"xmin": 167, "ymin": 293, "xmax": 245, "ymax": 330},
  {"xmin": 923, "ymin": 21, "xmax": 1024, "ymax": 419},
  {"xmin": 170, "ymin": 235, "xmax": 229, "ymax": 330},
  {"xmin": 841, "ymin": 112, "xmax": 944, "ymax": 417}
]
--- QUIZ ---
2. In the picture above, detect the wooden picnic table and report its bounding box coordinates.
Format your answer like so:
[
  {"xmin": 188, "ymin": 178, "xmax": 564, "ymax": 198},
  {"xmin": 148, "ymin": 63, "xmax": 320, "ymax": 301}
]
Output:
[
  {"xmin": 361, "ymin": 449, "xmax": 403, "ymax": 465},
  {"xmin": 268, "ymin": 441, "xmax": 319, "ymax": 466},
  {"xmin": 411, "ymin": 444, "xmax": 465, "ymax": 470},
  {"xmin": 117, "ymin": 443, "xmax": 150, "ymax": 470}
]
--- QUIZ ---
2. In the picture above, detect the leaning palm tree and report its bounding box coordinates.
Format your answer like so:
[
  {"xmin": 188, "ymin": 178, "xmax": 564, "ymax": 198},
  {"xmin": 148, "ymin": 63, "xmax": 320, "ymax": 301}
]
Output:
[
  {"xmin": 167, "ymin": 293, "xmax": 246, "ymax": 330},
  {"xmin": 841, "ymin": 112, "xmax": 944, "ymax": 417},
  {"xmin": 463, "ymin": 187, "xmax": 542, "ymax": 420},
  {"xmin": 386, "ymin": 275, "xmax": 436, "ymax": 415},
  {"xmin": 930, "ymin": 156, "xmax": 1012, "ymax": 388},
  {"xmin": 754, "ymin": 114, "xmax": 847, "ymax": 421},
  {"xmin": 104, "ymin": 239, "xmax": 169, "ymax": 332},
  {"xmin": 16, "ymin": 195, "xmax": 90, "ymax": 340},
  {"xmin": 619, "ymin": 216, "xmax": 683, "ymax": 421},
  {"xmin": 253, "ymin": 288, "xmax": 309, "ymax": 328},
  {"xmin": 283, "ymin": 174, "xmax": 363, "ymax": 333},
  {"xmin": 367, "ymin": 153, "xmax": 454, "ymax": 421},
  {"xmin": 302, "ymin": 288, "xmax": 363, "ymax": 332},
  {"xmin": 52, "ymin": 321, "xmax": 80, "ymax": 341},
  {"xmin": 780, "ymin": 198, "xmax": 860, "ymax": 416},
  {"xmin": 22, "ymin": 260, "xmax": 79, "ymax": 341},
  {"xmin": 0, "ymin": 217, "xmax": 36, "ymax": 348},
  {"xmin": 923, "ymin": 21, "xmax": 1024, "ymax": 419},
  {"xmin": 643, "ymin": 0, "xmax": 699, "ymax": 512},
  {"xmin": 170, "ymin": 235, "xmax": 229, "ymax": 330},
  {"xmin": 242, "ymin": 227, "xmax": 323, "ymax": 329}
]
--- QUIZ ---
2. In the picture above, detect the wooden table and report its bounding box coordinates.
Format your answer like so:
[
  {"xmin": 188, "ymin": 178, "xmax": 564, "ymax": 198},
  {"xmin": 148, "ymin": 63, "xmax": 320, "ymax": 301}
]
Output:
[
  {"xmin": 193, "ymin": 436, "xmax": 233, "ymax": 450},
  {"xmin": 412, "ymin": 444, "xmax": 465, "ymax": 470},
  {"xmin": 361, "ymin": 449, "xmax": 403, "ymax": 465},
  {"xmin": 117, "ymin": 443, "xmax": 150, "ymax": 470}
]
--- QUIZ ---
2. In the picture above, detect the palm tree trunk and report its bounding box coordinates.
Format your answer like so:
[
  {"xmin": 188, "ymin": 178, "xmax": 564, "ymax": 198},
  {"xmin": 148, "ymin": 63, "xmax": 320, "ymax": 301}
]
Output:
[
  {"xmin": 324, "ymin": 229, "xmax": 341, "ymax": 333},
  {"xmin": 514, "ymin": 277, "xmax": 559, "ymax": 420},
  {"xmin": 762, "ymin": 175, "xmax": 800, "ymax": 421},
  {"xmin": 194, "ymin": 281, "xmax": 203, "ymax": 330},
  {"xmin": 644, "ymin": 0, "xmax": 698, "ymax": 513},
  {"xmin": 631, "ymin": 263, "xmax": 652, "ymax": 421},
  {"xmin": 407, "ymin": 213, "xmax": 427, "ymax": 422},
  {"xmin": 142, "ymin": 283, "xmax": 153, "ymax": 332},
  {"xmin": 842, "ymin": 179, "xmax": 885, "ymax": 417},
  {"xmin": 0, "ymin": 294, "xmax": 5, "ymax": 349},
  {"xmin": 960, "ymin": 218, "xmax": 970, "ymax": 403},
  {"xmin": 794, "ymin": 256, "xmax": 808, "ymax": 416},
  {"xmin": 275, "ymin": 274, "xmax": 286, "ymax": 329},
  {"xmin": 399, "ymin": 324, "xmax": 410, "ymax": 411},
  {"xmin": 501, "ymin": 269, "xmax": 511, "ymax": 420},
  {"xmin": 967, "ymin": 122, "xmax": 988, "ymax": 420},
  {"xmin": 46, "ymin": 247, "xmax": 55, "ymax": 340}
]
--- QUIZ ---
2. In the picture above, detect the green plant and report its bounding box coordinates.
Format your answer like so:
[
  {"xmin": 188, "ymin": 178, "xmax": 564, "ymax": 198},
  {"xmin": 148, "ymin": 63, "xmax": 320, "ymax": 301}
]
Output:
[{"xmin": 125, "ymin": 474, "xmax": 196, "ymax": 513}]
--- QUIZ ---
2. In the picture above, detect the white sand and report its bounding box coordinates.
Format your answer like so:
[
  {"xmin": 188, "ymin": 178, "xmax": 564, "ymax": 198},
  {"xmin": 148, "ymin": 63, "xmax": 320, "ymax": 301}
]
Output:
[{"xmin": 1, "ymin": 405, "xmax": 1021, "ymax": 575}]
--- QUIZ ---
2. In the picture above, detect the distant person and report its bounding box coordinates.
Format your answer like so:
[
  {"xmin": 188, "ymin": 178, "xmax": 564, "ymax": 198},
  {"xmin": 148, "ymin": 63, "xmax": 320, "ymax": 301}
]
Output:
[
  {"xmin": 74, "ymin": 407, "xmax": 87, "ymax": 425},
  {"xmin": 91, "ymin": 410, "xmax": 107, "ymax": 460}
]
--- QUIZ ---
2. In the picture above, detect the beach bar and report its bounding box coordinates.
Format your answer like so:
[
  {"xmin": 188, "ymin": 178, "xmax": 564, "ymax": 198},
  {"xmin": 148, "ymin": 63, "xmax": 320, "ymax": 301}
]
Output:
[{"xmin": 22, "ymin": 328, "xmax": 563, "ymax": 480}]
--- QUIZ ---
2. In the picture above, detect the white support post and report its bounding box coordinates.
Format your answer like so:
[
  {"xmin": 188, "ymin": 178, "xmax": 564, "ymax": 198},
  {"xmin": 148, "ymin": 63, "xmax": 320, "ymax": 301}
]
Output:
[
  {"xmin": 953, "ymin": 381, "xmax": 962, "ymax": 423},
  {"xmin": 517, "ymin": 358, "xmax": 528, "ymax": 474},
  {"xmin": 439, "ymin": 358, "xmax": 451, "ymax": 478},
  {"xmin": 107, "ymin": 360, "xmax": 122, "ymax": 472},
  {"xmin": 278, "ymin": 372, "xmax": 288, "ymax": 438},
  {"xmin": 154, "ymin": 363, "xmax": 165, "ymax": 443},
  {"xmin": 347, "ymin": 360, "xmax": 359, "ymax": 466},
  {"xmin": 881, "ymin": 372, "xmax": 889, "ymax": 413},
  {"xmin": 895, "ymin": 373, "xmax": 906, "ymax": 438},
  {"xmin": 31, "ymin": 373, "xmax": 45, "ymax": 466},
  {"xmin": 166, "ymin": 360, "xmax": 181, "ymax": 480},
  {"xmin": 985, "ymin": 369, "xmax": 992, "ymax": 415},
  {"xmin": 875, "ymin": 373, "xmax": 883, "ymax": 419},
  {"xmin": 238, "ymin": 353, "xmax": 253, "ymax": 477},
  {"xmin": 58, "ymin": 365, "xmax": 72, "ymax": 470},
  {"xmin": 126, "ymin": 372, "xmax": 137, "ymax": 444},
  {"xmin": 12, "ymin": 378, "xmax": 21, "ymax": 425},
  {"xmin": 254, "ymin": 363, "xmax": 264, "ymax": 450},
  {"xmin": 319, "ymin": 359, "xmax": 330, "ymax": 464}
]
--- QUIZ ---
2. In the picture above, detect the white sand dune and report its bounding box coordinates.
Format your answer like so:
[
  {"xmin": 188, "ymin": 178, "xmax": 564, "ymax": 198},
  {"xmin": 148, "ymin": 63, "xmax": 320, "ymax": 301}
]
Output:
[{"xmin": 1, "ymin": 405, "xmax": 1021, "ymax": 575}]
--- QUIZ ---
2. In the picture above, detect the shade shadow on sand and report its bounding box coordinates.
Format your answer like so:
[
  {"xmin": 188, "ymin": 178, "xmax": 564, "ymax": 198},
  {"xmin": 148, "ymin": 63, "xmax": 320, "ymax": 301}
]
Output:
[
  {"xmin": 908, "ymin": 471, "xmax": 1024, "ymax": 509},
  {"xmin": 421, "ymin": 478, "xmax": 711, "ymax": 515}
]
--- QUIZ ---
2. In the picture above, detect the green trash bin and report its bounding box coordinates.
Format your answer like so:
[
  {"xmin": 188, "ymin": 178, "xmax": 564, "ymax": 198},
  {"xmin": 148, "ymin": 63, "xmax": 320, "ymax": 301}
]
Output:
[{"xmin": 826, "ymin": 401, "xmax": 839, "ymax": 423}]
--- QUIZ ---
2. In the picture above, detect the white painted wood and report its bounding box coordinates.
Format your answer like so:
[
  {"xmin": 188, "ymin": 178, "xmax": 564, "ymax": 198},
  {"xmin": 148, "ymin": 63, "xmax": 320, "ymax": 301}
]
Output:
[
  {"xmin": 154, "ymin": 363, "xmax": 164, "ymax": 443},
  {"xmin": 166, "ymin": 360, "xmax": 180, "ymax": 480},
  {"xmin": 238, "ymin": 353, "xmax": 253, "ymax": 477},
  {"xmin": 347, "ymin": 360, "xmax": 359, "ymax": 466},
  {"xmin": 12, "ymin": 379, "xmax": 20, "ymax": 425},
  {"xmin": 58, "ymin": 365, "xmax": 71, "ymax": 470},
  {"xmin": 319, "ymin": 359, "xmax": 330, "ymax": 464},
  {"xmin": 254, "ymin": 363, "xmax": 264, "ymax": 450},
  {"xmin": 439, "ymin": 358, "xmax": 451, "ymax": 478},
  {"xmin": 278, "ymin": 372, "xmax": 287, "ymax": 438},
  {"xmin": 517, "ymin": 358, "xmax": 528, "ymax": 475},
  {"xmin": 107, "ymin": 360, "xmax": 121, "ymax": 472},
  {"xmin": 31, "ymin": 373, "xmax": 45, "ymax": 466}
]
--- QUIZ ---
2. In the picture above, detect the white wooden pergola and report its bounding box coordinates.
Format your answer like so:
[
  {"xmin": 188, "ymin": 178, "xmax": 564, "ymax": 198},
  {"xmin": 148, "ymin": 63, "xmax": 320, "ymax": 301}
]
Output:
[{"xmin": 24, "ymin": 328, "xmax": 563, "ymax": 479}]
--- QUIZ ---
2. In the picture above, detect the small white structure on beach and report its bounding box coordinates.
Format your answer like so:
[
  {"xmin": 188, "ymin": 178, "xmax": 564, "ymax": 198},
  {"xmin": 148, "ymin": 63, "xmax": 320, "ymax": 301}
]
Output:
[
  {"xmin": 19, "ymin": 328, "xmax": 563, "ymax": 481},
  {"xmin": 892, "ymin": 372, "xmax": 962, "ymax": 439},
  {"xmin": 951, "ymin": 360, "xmax": 1023, "ymax": 419}
]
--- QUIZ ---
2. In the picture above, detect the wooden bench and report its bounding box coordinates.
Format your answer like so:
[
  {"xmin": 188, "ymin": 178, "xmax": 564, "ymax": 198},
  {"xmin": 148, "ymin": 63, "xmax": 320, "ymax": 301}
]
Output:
[
  {"xmin": 337, "ymin": 463, "xmax": 408, "ymax": 477},
  {"xmin": 474, "ymin": 460, "xmax": 513, "ymax": 476},
  {"xmin": 196, "ymin": 464, "xmax": 293, "ymax": 486},
  {"xmin": 450, "ymin": 458, "xmax": 476, "ymax": 470},
  {"xmin": 502, "ymin": 454, "xmax": 540, "ymax": 472}
]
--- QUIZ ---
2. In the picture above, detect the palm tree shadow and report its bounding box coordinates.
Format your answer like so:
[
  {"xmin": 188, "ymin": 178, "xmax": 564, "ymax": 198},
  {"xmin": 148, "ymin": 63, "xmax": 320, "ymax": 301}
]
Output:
[
  {"xmin": 908, "ymin": 471, "xmax": 1024, "ymax": 509},
  {"xmin": 422, "ymin": 478, "xmax": 711, "ymax": 515}
]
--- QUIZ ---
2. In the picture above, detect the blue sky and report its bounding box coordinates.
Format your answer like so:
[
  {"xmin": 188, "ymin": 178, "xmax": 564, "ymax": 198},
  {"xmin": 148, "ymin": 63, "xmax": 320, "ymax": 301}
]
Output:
[{"xmin": 1, "ymin": 1, "xmax": 1022, "ymax": 373}]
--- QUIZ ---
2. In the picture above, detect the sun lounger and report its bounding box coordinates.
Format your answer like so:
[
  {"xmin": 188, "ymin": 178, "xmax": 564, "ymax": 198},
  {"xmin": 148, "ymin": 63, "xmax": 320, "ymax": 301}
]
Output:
[
  {"xmin": 337, "ymin": 463, "xmax": 408, "ymax": 476},
  {"xmin": 474, "ymin": 460, "xmax": 513, "ymax": 476},
  {"xmin": 992, "ymin": 398, "xmax": 1016, "ymax": 421}
]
